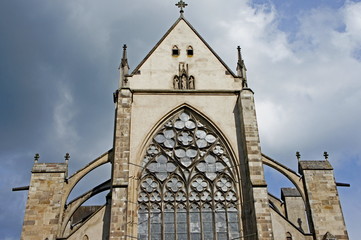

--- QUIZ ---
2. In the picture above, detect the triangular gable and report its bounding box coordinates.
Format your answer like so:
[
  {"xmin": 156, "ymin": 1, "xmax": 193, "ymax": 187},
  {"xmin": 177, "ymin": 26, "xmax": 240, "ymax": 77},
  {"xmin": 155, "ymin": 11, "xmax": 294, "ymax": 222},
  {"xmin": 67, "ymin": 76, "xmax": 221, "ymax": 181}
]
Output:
[{"xmin": 131, "ymin": 16, "xmax": 236, "ymax": 77}]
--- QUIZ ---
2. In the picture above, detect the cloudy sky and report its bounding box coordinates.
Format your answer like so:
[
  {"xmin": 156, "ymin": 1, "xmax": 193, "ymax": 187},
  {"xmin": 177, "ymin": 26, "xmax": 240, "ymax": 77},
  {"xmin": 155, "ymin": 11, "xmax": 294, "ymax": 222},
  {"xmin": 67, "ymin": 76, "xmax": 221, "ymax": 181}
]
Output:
[{"xmin": 1, "ymin": 0, "xmax": 360, "ymax": 239}]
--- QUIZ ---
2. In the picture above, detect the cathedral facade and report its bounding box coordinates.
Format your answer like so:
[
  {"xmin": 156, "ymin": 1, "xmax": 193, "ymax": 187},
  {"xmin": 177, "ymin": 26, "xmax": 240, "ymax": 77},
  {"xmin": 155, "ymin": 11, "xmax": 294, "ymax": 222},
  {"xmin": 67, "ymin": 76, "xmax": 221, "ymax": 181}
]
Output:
[{"xmin": 19, "ymin": 5, "xmax": 349, "ymax": 240}]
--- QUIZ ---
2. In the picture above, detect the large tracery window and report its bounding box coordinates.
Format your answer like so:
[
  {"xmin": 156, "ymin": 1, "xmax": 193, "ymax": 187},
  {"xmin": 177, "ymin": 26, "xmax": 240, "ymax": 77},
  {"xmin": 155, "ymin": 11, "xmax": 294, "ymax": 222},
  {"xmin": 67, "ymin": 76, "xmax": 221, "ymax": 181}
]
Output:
[{"xmin": 138, "ymin": 110, "xmax": 241, "ymax": 240}]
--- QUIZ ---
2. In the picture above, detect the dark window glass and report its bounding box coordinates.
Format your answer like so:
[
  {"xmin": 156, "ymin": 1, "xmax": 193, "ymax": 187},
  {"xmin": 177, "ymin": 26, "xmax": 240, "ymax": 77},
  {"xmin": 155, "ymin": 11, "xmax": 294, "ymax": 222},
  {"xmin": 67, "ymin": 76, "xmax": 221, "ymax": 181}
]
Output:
[{"xmin": 172, "ymin": 48, "xmax": 179, "ymax": 56}]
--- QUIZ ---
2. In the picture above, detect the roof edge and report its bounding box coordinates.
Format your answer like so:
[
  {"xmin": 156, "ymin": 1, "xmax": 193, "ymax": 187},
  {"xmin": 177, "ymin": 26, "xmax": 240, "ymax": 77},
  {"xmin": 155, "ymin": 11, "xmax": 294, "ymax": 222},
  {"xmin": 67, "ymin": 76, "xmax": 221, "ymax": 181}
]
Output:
[{"xmin": 131, "ymin": 16, "xmax": 237, "ymax": 77}]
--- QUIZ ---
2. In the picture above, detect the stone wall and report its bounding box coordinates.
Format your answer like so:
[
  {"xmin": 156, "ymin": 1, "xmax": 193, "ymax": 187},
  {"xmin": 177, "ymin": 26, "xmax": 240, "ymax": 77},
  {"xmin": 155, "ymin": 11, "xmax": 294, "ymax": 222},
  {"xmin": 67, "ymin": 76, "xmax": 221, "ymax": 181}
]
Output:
[
  {"xmin": 281, "ymin": 188, "xmax": 309, "ymax": 232},
  {"xmin": 300, "ymin": 160, "xmax": 349, "ymax": 240},
  {"xmin": 109, "ymin": 88, "xmax": 132, "ymax": 239},
  {"xmin": 270, "ymin": 209, "xmax": 313, "ymax": 240},
  {"xmin": 67, "ymin": 206, "xmax": 108, "ymax": 240},
  {"xmin": 21, "ymin": 163, "xmax": 67, "ymax": 240},
  {"xmin": 238, "ymin": 88, "xmax": 274, "ymax": 240}
]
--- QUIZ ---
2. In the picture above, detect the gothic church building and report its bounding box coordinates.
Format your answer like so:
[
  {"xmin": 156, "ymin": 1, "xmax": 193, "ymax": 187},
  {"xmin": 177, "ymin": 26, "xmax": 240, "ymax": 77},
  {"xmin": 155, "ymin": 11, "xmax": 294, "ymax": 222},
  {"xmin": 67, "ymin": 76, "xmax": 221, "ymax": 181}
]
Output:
[{"xmin": 19, "ymin": 4, "xmax": 349, "ymax": 240}]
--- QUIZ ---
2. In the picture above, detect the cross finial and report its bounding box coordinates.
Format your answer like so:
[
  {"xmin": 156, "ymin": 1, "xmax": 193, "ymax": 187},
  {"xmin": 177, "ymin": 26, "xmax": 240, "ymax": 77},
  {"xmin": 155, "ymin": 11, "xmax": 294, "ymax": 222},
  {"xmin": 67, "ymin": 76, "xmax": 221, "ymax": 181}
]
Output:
[
  {"xmin": 296, "ymin": 151, "xmax": 301, "ymax": 161},
  {"xmin": 175, "ymin": 0, "xmax": 188, "ymax": 14},
  {"xmin": 34, "ymin": 153, "xmax": 40, "ymax": 163},
  {"xmin": 64, "ymin": 153, "xmax": 70, "ymax": 163},
  {"xmin": 323, "ymin": 151, "xmax": 329, "ymax": 160},
  {"xmin": 121, "ymin": 44, "xmax": 128, "ymax": 67},
  {"xmin": 237, "ymin": 46, "xmax": 242, "ymax": 59}
]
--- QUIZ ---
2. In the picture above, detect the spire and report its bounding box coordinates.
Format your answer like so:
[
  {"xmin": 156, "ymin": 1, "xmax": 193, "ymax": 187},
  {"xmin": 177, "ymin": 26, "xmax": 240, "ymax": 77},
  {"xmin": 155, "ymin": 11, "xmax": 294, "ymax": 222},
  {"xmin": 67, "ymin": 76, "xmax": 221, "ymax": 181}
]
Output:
[
  {"xmin": 119, "ymin": 44, "xmax": 130, "ymax": 88},
  {"xmin": 175, "ymin": 0, "xmax": 188, "ymax": 16},
  {"xmin": 236, "ymin": 46, "xmax": 248, "ymax": 87}
]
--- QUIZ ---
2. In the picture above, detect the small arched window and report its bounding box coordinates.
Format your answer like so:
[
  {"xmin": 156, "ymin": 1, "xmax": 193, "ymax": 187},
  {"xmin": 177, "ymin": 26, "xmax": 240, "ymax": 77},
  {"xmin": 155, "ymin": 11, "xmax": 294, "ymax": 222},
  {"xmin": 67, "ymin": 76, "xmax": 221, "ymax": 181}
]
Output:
[
  {"xmin": 83, "ymin": 235, "xmax": 89, "ymax": 240},
  {"xmin": 286, "ymin": 232, "xmax": 292, "ymax": 240},
  {"xmin": 187, "ymin": 46, "xmax": 193, "ymax": 57},
  {"xmin": 172, "ymin": 45, "xmax": 179, "ymax": 56}
]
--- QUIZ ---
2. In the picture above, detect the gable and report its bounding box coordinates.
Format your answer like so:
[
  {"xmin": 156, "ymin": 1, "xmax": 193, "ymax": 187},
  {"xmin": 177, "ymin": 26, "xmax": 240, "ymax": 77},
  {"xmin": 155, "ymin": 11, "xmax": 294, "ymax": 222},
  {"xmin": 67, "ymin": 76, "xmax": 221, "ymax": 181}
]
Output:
[{"xmin": 129, "ymin": 17, "xmax": 241, "ymax": 90}]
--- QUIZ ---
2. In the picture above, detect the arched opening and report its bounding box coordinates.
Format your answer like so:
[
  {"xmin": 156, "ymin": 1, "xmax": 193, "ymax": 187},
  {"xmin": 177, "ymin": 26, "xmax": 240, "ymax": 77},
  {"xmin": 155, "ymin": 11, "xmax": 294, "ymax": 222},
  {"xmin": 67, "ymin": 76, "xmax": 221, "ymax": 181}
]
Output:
[
  {"xmin": 63, "ymin": 190, "xmax": 109, "ymax": 237},
  {"xmin": 137, "ymin": 108, "xmax": 241, "ymax": 240},
  {"xmin": 172, "ymin": 45, "xmax": 180, "ymax": 56},
  {"xmin": 264, "ymin": 165, "xmax": 309, "ymax": 233},
  {"xmin": 187, "ymin": 46, "xmax": 193, "ymax": 57},
  {"xmin": 286, "ymin": 232, "xmax": 292, "ymax": 240},
  {"xmin": 67, "ymin": 163, "xmax": 111, "ymax": 205}
]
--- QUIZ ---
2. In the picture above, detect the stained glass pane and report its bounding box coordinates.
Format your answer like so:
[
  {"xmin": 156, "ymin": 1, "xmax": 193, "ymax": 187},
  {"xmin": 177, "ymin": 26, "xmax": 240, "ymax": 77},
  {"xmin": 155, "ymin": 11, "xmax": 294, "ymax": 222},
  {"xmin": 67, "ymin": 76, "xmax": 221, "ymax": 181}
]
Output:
[
  {"xmin": 205, "ymin": 134, "xmax": 216, "ymax": 143},
  {"xmin": 202, "ymin": 210, "xmax": 214, "ymax": 240},
  {"xmin": 138, "ymin": 212, "xmax": 148, "ymax": 239},
  {"xmin": 195, "ymin": 130, "xmax": 206, "ymax": 138},
  {"xmin": 185, "ymin": 120, "xmax": 196, "ymax": 129},
  {"xmin": 164, "ymin": 129, "xmax": 175, "ymax": 139},
  {"xmin": 150, "ymin": 210, "xmax": 161, "ymax": 240},
  {"xmin": 177, "ymin": 211, "xmax": 187, "ymax": 238},
  {"xmin": 217, "ymin": 232, "xmax": 228, "ymax": 240},
  {"xmin": 216, "ymin": 207, "xmax": 227, "ymax": 240},
  {"xmin": 154, "ymin": 134, "xmax": 166, "ymax": 143},
  {"xmin": 186, "ymin": 149, "xmax": 197, "ymax": 158},
  {"xmin": 216, "ymin": 211, "xmax": 226, "ymax": 232},
  {"xmin": 190, "ymin": 207, "xmax": 201, "ymax": 240},
  {"xmin": 179, "ymin": 113, "xmax": 190, "ymax": 121},
  {"xmin": 175, "ymin": 149, "xmax": 186, "ymax": 157},
  {"xmin": 190, "ymin": 233, "xmax": 201, "ymax": 240},
  {"xmin": 164, "ymin": 211, "xmax": 175, "ymax": 240},
  {"xmin": 228, "ymin": 210, "xmax": 240, "ymax": 239},
  {"xmin": 174, "ymin": 120, "xmax": 185, "ymax": 129},
  {"xmin": 164, "ymin": 234, "xmax": 175, "ymax": 240}
]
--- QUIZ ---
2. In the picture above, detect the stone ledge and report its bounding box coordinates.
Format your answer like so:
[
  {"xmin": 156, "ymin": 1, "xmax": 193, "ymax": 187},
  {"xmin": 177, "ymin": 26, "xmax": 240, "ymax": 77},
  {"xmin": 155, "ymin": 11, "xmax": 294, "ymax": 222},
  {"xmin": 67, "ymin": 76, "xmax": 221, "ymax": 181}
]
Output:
[
  {"xmin": 251, "ymin": 179, "xmax": 267, "ymax": 187},
  {"xmin": 32, "ymin": 163, "xmax": 67, "ymax": 173},
  {"xmin": 281, "ymin": 188, "xmax": 301, "ymax": 200},
  {"xmin": 299, "ymin": 160, "xmax": 333, "ymax": 173}
]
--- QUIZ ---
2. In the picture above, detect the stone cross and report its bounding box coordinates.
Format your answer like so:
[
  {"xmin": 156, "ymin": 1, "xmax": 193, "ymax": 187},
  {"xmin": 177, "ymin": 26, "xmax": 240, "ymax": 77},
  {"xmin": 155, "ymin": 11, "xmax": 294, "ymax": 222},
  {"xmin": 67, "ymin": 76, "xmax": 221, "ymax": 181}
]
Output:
[
  {"xmin": 64, "ymin": 152, "xmax": 70, "ymax": 163},
  {"xmin": 175, "ymin": 0, "xmax": 188, "ymax": 14},
  {"xmin": 34, "ymin": 153, "xmax": 40, "ymax": 163},
  {"xmin": 323, "ymin": 151, "xmax": 329, "ymax": 160}
]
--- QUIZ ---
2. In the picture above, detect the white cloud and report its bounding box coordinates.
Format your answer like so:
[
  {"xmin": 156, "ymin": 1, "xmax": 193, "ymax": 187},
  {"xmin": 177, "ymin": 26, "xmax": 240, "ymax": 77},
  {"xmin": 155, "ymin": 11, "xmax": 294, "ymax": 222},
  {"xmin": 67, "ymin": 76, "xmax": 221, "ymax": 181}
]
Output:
[
  {"xmin": 53, "ymin": 80, "xmax": 79, "ymax": 151},
  {"xmin": 210, "ymin": 1, "xmax": 361, "ymax": 165},
  {"xmin": 2, "ymin": 1, "xmax": 360, "ymax": 238}
]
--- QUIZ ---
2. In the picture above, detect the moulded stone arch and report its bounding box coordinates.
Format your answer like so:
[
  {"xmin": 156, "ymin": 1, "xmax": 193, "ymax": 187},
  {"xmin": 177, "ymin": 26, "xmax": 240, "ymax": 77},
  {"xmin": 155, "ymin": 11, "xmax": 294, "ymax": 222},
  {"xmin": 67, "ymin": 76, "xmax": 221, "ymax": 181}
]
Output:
[
  {"xmin": 58, "ymin": 150, "xmax": 112, "ymax": 237},
  {"xmin": 135, "ymin": 104, "xmax": 240, "ymax": 180},
  {"xmin": 62, "ymin": 150, "xmax": 112, "ymax": 205},
  {"xmin": 59, "ymin": 180, "xmax": 111, "ymax": 237},
  {"xmin": 262, "ymin": 154, "xmax": 305, "ymax": 200},
  {"xmin": 136, "ymin": 106, "xmax": 243, "ymax": 240}
]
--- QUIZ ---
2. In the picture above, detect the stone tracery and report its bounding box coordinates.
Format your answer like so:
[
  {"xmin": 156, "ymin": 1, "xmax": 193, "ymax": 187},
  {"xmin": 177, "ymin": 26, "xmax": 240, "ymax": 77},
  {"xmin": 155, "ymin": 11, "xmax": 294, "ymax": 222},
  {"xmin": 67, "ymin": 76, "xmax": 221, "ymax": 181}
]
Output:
[{"xmin": 138, "ymin": 109, "xmax": 241, "ymax": 240}]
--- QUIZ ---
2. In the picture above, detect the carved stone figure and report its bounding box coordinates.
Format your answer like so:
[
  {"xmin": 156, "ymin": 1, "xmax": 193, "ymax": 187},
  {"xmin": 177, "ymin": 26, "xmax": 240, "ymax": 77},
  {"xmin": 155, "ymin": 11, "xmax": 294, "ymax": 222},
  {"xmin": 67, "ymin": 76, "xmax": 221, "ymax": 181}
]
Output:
[{"xmin": 173, "ymin": 63, "xmax": 195, "ymax": 89}]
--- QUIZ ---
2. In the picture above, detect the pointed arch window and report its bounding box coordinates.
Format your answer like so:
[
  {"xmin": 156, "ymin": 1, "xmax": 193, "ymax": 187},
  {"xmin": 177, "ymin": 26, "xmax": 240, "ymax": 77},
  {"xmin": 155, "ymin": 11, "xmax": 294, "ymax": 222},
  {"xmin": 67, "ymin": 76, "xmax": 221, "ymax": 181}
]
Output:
[
  {"xmin": 138, "ymin": 109, "xmax": 241, "ymax": 240},
  {"xmin": 286, "ymin": 232, "xmax": 292, "ymax": 240},
  {"xmin": 187, "ymin": 46, "xmax": 193, "ymax": 57},
  {"xmin": 172, "ymin": 45, "xmax": 180, "ymax": 56}
]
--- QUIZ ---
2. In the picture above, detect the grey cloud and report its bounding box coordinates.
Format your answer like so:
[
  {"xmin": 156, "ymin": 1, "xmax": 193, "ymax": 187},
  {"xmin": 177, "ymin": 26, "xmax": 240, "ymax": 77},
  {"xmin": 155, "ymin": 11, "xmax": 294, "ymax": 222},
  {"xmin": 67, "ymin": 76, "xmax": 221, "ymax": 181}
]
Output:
[{"xmin": 1, "ymin": 1, "xmax": 360, "ymax": 239}]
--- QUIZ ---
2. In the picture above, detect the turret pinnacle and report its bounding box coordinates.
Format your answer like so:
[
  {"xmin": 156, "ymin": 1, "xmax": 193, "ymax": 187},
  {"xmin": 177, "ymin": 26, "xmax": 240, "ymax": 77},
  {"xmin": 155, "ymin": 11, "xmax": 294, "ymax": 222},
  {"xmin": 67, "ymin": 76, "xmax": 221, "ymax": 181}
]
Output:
[
  {"xmin": 236, "ymin": 46, "xmax": 248, "ymax": 87},
  {"xmin": 119, "ymin": 44, "xmax": 130, "ymax": 87}
]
